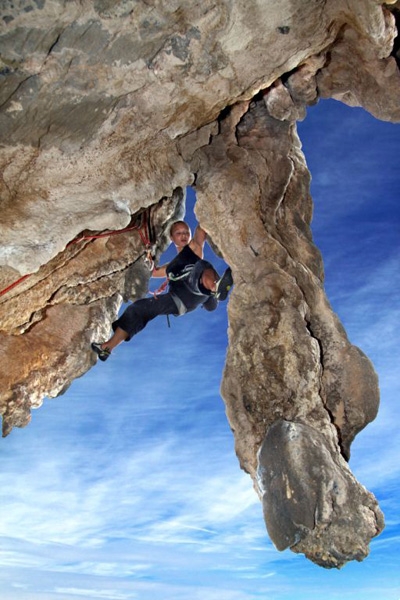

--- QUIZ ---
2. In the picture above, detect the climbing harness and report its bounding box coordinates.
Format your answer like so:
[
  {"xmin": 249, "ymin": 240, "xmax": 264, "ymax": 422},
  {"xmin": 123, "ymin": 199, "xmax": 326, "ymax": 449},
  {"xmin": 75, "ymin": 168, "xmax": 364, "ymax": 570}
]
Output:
[
  {"xmin": 0, "ymin": 207, "xmax": 156, "ymax": 299},
  {"xmin": 150, "ymin": 260, "xmax": 196, "ymax": 301}
]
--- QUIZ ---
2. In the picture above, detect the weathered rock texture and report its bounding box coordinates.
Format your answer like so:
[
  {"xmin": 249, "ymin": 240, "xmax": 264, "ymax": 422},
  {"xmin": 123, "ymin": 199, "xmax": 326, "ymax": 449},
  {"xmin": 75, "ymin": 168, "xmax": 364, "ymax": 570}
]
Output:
[{"xmin": 1, "ymin": 0, "xmax": 399, "ymax": 568}]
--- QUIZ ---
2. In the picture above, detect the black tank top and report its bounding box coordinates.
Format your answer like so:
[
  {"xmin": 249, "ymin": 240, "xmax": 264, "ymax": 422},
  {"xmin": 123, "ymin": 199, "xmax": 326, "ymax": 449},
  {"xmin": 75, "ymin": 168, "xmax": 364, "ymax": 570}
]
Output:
[
  {"xmin": 166, "ymin": 244, "xmax": 200, "ymax": 280},
  {"xmin": 166, "ymin": 245, "xmax": 214, "ymax": 311}
]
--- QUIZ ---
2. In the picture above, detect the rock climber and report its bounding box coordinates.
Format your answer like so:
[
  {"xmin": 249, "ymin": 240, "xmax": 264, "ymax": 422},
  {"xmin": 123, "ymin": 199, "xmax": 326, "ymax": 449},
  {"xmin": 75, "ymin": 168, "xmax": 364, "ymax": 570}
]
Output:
[{"xmin": 91, "ymin": 220, "xmax": 233, "ymax": 361}]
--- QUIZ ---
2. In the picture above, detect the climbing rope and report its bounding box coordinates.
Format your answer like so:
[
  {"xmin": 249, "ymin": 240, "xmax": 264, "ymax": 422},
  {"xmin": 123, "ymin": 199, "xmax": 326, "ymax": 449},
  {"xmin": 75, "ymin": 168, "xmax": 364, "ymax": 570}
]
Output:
[
  {"xmin": 0, "ymin": 274, "xmax": 31, "ymax": 298},
  {"xmin": 151, "ymin": 277, "xmax": 169, "ymax": 297},
  {"xmin": 0, "ymin": 207, "xmax": 156, "ymax": 299}
]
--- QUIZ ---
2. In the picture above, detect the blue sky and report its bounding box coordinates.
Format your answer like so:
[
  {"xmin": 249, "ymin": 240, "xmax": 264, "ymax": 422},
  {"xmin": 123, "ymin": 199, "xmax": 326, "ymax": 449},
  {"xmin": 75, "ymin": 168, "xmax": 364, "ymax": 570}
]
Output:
[{"xmin": 0, "ymin": 99, "xmax": 399, "ymax": 600}]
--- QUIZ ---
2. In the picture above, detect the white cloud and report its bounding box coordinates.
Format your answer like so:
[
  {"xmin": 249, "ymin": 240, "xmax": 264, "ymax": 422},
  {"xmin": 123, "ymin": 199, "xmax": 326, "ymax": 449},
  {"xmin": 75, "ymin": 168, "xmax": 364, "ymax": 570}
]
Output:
[{"xmin": 53, "ymin": 589, "xmax": 133, "ymax": 600}]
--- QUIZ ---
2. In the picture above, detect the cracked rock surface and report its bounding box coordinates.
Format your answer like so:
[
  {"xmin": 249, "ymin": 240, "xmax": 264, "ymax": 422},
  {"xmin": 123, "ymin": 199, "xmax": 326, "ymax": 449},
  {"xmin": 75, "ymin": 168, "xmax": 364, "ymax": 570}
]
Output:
[{"xmin": 1, "ymin": 0, "xmax": 399, "ymax": 568}]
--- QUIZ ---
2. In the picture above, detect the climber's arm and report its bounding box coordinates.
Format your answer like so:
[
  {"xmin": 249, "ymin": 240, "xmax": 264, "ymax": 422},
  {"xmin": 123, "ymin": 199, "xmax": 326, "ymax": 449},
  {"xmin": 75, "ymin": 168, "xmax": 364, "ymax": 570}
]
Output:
[
  {"xmin": 152, "ymin": 264, "xmax": 168, "ymax": 278},
  {"xmin": 189, "ymin": 225, "xmax": 207, "ymax": 258}
]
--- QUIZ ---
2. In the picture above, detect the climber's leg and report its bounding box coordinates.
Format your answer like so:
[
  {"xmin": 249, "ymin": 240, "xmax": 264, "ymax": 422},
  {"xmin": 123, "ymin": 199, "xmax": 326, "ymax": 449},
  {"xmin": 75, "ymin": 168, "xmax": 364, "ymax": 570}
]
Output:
[
  {"xmin": 199, "ymin": 267, "xmax": 219, "ymax": 292},
  {"xmin": 198, "ymin": 265, "xmax": 233, "ymax": 299},
  {"xmin": 214, "ymin": 267, "xmax": 233, "ymax": 300},
  {"xmin": 91, "ymin": 294, "xmax": 179, "ymax": 361}
]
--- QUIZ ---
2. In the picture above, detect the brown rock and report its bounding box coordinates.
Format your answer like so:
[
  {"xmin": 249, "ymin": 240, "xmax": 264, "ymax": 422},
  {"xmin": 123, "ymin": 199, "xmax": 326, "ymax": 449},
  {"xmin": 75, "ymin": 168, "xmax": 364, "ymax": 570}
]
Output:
[{"xmin": 258, "ymin": 420, "xmax": 384, "ymax": 567}]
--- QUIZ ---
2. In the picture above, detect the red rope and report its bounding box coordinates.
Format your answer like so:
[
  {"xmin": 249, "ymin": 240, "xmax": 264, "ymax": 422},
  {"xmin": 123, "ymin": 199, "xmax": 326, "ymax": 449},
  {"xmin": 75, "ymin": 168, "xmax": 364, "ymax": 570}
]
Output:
[
  {"xmin": 0, "ymin": 274, "xmax": 31, "ymax": 298},
  {"xmin": 151, "ymin": 278, "xmax": 169, "ymax": 297},
  {"xmin": 0, "ymin": 213, "xmax": 153, "ymax": 299},
  {"xmin": 67, "ymin": 222, "xmax": 152, "ymax": 247}
]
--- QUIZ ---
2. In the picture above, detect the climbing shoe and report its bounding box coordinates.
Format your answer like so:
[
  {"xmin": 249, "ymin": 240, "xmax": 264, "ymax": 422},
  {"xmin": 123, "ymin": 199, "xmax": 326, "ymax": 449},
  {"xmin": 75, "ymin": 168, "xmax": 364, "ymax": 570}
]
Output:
[
  {"xmin": 91, "ymin": 342, "xmax": 111, "ymax": 362},
  {"xmin": 215, "ymin": 267, "xmax": 233, "ymax": 301}
]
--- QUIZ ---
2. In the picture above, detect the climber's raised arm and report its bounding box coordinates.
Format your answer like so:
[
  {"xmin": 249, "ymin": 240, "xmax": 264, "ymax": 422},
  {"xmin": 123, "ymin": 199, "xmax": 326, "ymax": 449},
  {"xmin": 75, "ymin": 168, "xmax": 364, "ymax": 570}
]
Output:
[{"xmin": 189, "ymin": 224, "xmax": 207, "ymax": 259}]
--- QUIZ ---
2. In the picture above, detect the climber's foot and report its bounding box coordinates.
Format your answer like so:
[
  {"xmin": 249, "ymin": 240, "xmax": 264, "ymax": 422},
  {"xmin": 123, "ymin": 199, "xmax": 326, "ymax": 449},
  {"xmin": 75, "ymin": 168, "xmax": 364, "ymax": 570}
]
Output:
[
  {"xmin": 91, "ymin": 342, "xmax": 111, "ymax": 362},
  {"xmin": 215, "ymin": 267, "xmax": 233, "ymax": 301}
]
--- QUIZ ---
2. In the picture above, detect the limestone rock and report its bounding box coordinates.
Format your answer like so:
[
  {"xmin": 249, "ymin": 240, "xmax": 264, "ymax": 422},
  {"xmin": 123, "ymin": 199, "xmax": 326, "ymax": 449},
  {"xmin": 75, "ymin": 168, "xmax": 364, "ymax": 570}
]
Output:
[
  {"xmin": 0, "ymin": 192, "xmax": 185, "ymax": 435},
  {"xmin": 258, "ymin": 420, "xmax": 384, "ymax": 567},
  {"xmin": 1, "ymin": 0, "xmax": 399, "ymax": 568}
]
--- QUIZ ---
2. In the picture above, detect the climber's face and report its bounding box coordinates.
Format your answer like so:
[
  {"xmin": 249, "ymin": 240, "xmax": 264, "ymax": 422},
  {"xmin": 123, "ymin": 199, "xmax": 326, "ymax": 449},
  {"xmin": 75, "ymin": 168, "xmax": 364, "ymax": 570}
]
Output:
[{"xmin": 170, "ymin": 222, "xmax": 192, "ymax": 249}]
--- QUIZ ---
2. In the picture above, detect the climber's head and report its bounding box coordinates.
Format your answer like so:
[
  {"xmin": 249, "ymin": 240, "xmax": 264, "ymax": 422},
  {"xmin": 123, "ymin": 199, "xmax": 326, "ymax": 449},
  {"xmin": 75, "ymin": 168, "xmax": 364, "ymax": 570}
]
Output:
[{"xmin": 170, "ymin": 221, "xmax": 192, "ymax": 249}]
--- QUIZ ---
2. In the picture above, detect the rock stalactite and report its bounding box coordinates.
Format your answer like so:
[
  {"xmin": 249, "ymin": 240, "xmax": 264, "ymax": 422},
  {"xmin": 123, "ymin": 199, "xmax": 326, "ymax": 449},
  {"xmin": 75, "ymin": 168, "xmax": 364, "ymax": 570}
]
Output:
[
  {"xmin": 1, "ymin": 0, "xmax": 399, "ymax": 568},
  {"xmin": 193, "ymin": 97, "xmax": 384, "ymax": 566}
]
